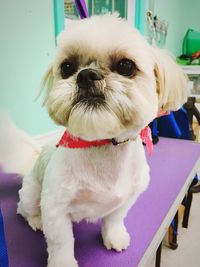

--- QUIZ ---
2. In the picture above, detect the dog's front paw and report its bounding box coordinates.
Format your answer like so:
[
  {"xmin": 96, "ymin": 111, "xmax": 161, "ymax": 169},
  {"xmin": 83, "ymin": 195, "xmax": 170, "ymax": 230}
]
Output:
[
  {"xmin": 47, "ymin": 256, "xmax": 78, "ymax": 267},
  {"xmin": 27, "ymin": 215, "xmax": 42, "ymax": 231},
  {"xmin": 101, "ymin": 224, "xmax": 130, "ymax": 252}
]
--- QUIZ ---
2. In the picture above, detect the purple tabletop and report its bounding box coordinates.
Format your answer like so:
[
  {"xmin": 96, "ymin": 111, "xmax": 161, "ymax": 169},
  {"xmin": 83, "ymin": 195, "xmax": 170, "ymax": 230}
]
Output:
[{"xmin": 0, "ymin": 138, "xmax": 200, "ymax": 267}]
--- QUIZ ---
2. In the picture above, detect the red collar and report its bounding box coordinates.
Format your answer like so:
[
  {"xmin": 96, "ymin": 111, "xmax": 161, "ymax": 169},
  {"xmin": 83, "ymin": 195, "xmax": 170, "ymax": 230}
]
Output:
[
  {"xmin": 56, "ymin": 126, "xmax": 153, "ymax": 154},
  {"xmin": 56, "ymin": 132, "xmax": 110, "ymax": 149}
]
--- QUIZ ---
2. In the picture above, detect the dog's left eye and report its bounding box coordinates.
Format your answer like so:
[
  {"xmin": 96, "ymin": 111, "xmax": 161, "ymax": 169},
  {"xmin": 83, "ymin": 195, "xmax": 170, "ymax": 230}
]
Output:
[
  {"xmin": 116, "ymin": 59, "xmax": 137, "ymax": 77},
  {"xmin": 61, "ymin": 61, "xmax": 77, "ymax": 79}
]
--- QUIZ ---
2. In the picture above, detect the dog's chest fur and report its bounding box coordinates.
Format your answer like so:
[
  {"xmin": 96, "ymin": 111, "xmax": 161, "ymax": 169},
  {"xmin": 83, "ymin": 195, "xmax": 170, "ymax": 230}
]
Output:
[{"xmin": 44, "ymin": 137, "xmax": 148, "ymax": 222}]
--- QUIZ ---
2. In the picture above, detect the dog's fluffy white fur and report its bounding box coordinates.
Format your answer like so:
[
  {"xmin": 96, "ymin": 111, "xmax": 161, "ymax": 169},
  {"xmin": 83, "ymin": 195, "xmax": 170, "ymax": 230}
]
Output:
[{"xmin": 0, "ymin": 14, "xmax": 187, "ymax": 267}]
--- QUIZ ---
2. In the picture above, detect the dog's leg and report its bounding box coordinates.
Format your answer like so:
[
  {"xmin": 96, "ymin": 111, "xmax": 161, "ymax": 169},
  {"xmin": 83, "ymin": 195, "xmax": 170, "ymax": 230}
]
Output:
[
  {"xmin": 102, "ymin": 167, "xmax": 150, "ymax": 252},
  {"xmin": 101, "ymin": 196, "xmax": 138, "ymax": 252},
  {"xmin": 41, "ymin": 197, "xmax": 78, "ymax": 267},
  {"xmin": 17, "ymin": 145, "xmax": 55, "ymax": 231},
  {"xmin": 17, "ymin": 171, "xmax": 42, "ymax": 231}
]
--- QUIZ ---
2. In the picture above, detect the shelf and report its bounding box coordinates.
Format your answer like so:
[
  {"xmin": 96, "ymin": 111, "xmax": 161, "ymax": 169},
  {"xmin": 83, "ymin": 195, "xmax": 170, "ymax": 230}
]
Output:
[{"xmin": 181, "ymin": 65, "xmax": 200, "ymax": 75}]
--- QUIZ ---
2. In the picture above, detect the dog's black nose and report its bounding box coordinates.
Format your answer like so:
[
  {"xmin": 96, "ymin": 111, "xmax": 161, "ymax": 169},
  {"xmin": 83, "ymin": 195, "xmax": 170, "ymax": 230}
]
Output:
[{"xmin": 77, "ymin": 69, "xmax": 104, "ymax": 89}]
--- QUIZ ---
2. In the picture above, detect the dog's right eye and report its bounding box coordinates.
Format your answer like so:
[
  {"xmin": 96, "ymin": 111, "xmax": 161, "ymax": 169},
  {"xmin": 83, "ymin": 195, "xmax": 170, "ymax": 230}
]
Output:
[{"xmin": 61, "ymin": 61, "xmax": 77, "ymax": 79}]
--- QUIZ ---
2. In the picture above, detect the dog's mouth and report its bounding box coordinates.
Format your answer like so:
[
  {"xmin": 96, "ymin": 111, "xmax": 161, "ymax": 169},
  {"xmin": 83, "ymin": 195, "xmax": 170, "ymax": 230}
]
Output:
[{"xmin": 72, "ymin": 93, "xmax": 105, "ymax": 108}]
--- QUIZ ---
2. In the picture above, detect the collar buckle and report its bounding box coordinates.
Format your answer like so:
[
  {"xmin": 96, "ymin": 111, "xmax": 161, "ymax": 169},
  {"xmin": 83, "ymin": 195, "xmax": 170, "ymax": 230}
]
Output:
[{"xmin": 111, "ymin": 138, "xmax": 131, "ymax": 146}]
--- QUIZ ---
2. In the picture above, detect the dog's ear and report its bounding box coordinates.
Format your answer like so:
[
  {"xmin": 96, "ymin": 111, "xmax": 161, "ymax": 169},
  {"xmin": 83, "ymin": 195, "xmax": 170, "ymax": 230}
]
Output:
[
  {"xmin": 152, "ymin": 48, "xmax": 187, "ymax": 112},
  {"xmin": 36, "ymin": 64, "xmax": 54, "ymax": 105}
]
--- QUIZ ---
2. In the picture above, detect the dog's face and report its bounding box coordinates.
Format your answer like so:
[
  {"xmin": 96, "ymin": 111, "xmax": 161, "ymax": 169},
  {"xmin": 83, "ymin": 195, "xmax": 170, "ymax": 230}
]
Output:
[{"xmin": 42, "ymin": 14, "xmax": 187, "ymax": 141}]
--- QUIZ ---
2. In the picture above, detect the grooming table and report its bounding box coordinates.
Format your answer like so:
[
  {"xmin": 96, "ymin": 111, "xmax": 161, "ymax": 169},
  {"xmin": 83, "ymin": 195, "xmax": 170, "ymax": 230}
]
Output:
[{"xmin": 0, "ymin": 138, "xmax": 200, "ymax": 267}]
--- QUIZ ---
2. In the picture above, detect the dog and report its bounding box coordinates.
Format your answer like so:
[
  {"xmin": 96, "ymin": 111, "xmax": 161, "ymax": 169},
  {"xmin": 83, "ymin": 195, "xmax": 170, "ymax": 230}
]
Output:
[{"xmin": 0, "ymin": 14, "xmax": 187, "ymax": 267}]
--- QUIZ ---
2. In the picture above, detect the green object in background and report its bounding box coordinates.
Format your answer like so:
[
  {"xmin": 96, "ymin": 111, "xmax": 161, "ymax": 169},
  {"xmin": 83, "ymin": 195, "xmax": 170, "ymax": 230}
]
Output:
[
  {"xmin": 183, "ymin": 29, "xmax": 200, "ymax": 55},
  {"xmin": 177, "ymin": 55, "xmax": 200, "ymax": 65},
  {"xmin": 176, "ymin": 56, "xmax": 191, "ymax": 65}
]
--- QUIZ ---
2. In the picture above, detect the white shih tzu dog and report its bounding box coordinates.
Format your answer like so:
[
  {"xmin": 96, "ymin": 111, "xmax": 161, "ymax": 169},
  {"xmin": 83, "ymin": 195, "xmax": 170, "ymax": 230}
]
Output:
[{"xmin": 0, "ymin": 14, "xmax": 187, "ymax": 267}]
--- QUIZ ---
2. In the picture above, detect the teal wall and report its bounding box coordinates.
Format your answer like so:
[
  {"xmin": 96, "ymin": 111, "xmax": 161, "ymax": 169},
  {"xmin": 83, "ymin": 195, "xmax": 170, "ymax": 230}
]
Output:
[
  {"xmin": 154, "ymin": 0, "xmax": 200, "ymax": 56},
  {"xmin": 187, "ymin": 0, "xmax": 200, "ymax": 31},
  {"xmin": 0, "ymin": 0, "xmax": 56, "ymax": 135}
]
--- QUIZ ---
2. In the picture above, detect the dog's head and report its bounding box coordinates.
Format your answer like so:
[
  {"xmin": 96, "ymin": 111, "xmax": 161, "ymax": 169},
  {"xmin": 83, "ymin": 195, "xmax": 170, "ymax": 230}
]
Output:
[{"xmin": 41, "ymin": 14, "xmax": 187, "ymax": 141}]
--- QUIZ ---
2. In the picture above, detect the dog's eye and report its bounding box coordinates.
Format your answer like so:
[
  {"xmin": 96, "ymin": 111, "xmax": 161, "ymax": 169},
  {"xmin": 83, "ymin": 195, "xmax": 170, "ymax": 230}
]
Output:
[
  {"xmin": 61, "ymin": 61, "xmax": 77, "ymax": 79},
  {"xmin": 116, "ymin": 59, "xmax": 137, "ymax": 77}
]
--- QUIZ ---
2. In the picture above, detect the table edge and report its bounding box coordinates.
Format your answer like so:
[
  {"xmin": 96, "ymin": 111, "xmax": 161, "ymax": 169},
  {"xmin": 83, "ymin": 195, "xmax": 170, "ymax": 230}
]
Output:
[{"xmin": 138, "ymin": 156, "xmax": 200, "ymax": 267}]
